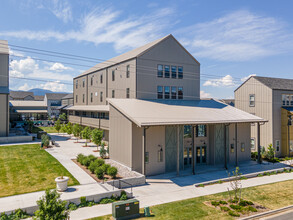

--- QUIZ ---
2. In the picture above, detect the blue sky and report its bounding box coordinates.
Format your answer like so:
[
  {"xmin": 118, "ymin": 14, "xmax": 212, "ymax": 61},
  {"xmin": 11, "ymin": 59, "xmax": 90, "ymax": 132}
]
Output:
[{"xmin": 1, "ymin": 0, "xmax": 293, "ymax": 98}]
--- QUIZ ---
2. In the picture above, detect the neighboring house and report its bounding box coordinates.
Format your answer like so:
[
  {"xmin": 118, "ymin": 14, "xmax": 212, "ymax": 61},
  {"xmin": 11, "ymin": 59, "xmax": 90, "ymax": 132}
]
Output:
[
  {"xmin": 0, "ymin": 40, "xmax": 9, "ymax": 137},
  {"xmin": 10, "ymin": 100, "xmax": 48, "ymax": 121},
  {"xmin": 70, "ymin": 34, "xmax": 264, "ymax": 176},
  {"xmin": 44, "ymin": 93, "xmax": 68, "ymax": 118},
  {"xmin": 220, "ymin": 99, "xmax": 235, "ymax": 107},
  {"xmin": 235, "ymin": 76, "xmax": 293, "ymax": 157},
  {"xmin": 61, "ymin": 93, "xmax": 73, "ymax": 106},
  {"xmin": 34, "ymin": 95, "xmax": 44, "ymax": 101},
  {"xmin": 9, "ymin": 91, "xmax": 34, "ymax": 100}
]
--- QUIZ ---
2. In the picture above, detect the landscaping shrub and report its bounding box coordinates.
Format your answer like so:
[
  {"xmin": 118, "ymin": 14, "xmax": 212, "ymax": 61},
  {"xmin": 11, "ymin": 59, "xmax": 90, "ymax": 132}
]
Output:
[
  {"xmin": 107, "ymin": 166, "xmax": 118, "ymax": 179},
  {"xmin": 13, "ymin": 209, "xmax": 29, "ymax": 219},
  {"xmin": 99, "ymin": 198, "xmax": 114, "ymax": 204},
  {"xmin": 96, "ymin": 158, "xmax": 105, "ymax": 167},
  {"xmin": 211, "ymin": 201, "xmax": 220, "ymax": 206},
  {"xmin": 239, "ymin": 200, "xmax": 253, "ymax": 206},
  {"xmin": 89, "ymin": 160, "xmax": 101, "ymax": 174},
  {"xmin": 248, "ymin": 206, "xmax": 257, "ymax": 212},
  {"xmin": 220, "ymin": 206, "xmax": 230, "ymax": 212},
  {"xmin": 77, "ymin": 154, "xmax": 85, "ymax": 163},
  {"xmin": 230, "ymin": 204, "xmax": 242, "ymax": 211},
  {"xmin": 80, "ymin": 196, "xmax": 87, "ymax": 207},
  {"xmin": 88, "ymin": 201, "xmax": 96, "ymax": 207},
  {"xmin": 82, "ymin": 157, "xmax": 91, "ymax": 167},
  {"xmin": 120, "ymin": 194, "xmax": 127, "ymax": 201},
  {"xmin": 67, "ymin": 203, "xmax": 78, "ymax": 211},
  {"xmin": 228, "ymin": 210, "xmax": 240, "ymax": 217},
  {"xmin": 95, "ymin": 167, "xmax": 104, "ymax": 179},
  {"xmin": 41, "ymin": 134, "xmax": 50, "ymax": 147},
  {"xmin": 251, "ymin": 152, "xmax": 258, "ymax": 161},
  {"xmin": 219, "ymin": 200, "xmax": 227, "ymax": 205},
  {"xmin": 88, "ymin": 154, "xmax": 97, "ymax": 162},
  {"xmin": 120, "ymin": 190, "xmax": 127, "ymax": 197},
  {"xmin": 101, "ymin": 164, "xmax": 111, "ymax": 174}
]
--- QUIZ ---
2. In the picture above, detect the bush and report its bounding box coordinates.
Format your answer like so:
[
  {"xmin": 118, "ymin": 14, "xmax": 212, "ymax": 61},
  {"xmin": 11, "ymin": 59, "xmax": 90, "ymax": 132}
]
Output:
[
  {"xmin": 88, "ymin": 154, "xmax": 97, "ymax": 162},
  {"xmin": 96, "ymin": 158, "xmax": 105, "ymax": 167},
  {"xmin": 107, "ymin": 166, "xmax": 118, "ymax": 179},
  {"xmin": 228, "ymin": 210, "xmax": 240, "ymax": 217},
  {"xmin": 211, "ymin": 201, "xmax": 220, "ymax": 206},
  {"xmin": 67, "ymin": 203, "xmax": 78, "ymax": 211},
  {"xmin": 120, "ymin": 190, "xmax": 127, "ymax": 197},
  {"xmin": 248, "ymin": 206, "xmax": 257, "ymax": 212},
  {"xmin": 81, "ymin": 157, "xmax": 91, "ymax": 167},
  {"xmin": 99, "ymin": 198, "xmax": 114, "ymax": 204},
  {"xmin": 34, "ymin": 189, "xmax": 69, "ymax": 220},
  {"xmin": 80, "ymin": 196, "xmax": 87, "ymax": 207},
  {"xmin": 89, "ymin": 160, "xmax": 100, "ymax": 174},
  {"xmin": 41, "ymin": 134, "xmax": 50, "ymax": 147},
  {"xmin": 220, "ymin": 206, "xmax": 230, "ymax": 212},
  {"xmin": 77, "ymin": 154, "xmax": 85, "ymax": 163},
  {"xmin": 95, "ymin": 167, "xmax": 104, "ymax": 179},
  {"xmin": 219, "ymin": 200, "xmax": 227, "ymax": 205},
  {"xmin": 230, "ymin": 204, "xmax": 242, "ymax": 211},
  {"xmin": 251, "ymin": 152, "xmax": 258, "ymax": 160},
  {"xmin": 239, "ymin": 200, "xmax": 253, "ymax": 206},
  {"xmin": 101, "ymin": 164, "xmax": 111, "ymax": 174},
  {"xmin": 120, "ymin": 194, "xmax": 127, "ymax": 201}
]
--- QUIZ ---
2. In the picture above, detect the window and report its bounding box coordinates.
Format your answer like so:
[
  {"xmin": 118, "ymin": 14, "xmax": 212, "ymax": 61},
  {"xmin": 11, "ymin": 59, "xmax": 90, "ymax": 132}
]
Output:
[
  {"xmin": 178, "ymin": 66, "xmax": 183, "ymax": 79},
  {"xmin": 83, "ymin": 94, "xmax": 85, "ymax": 103},
  {"xmin": 291, "ymin": 96, "xmax": 293, "ymax": 106},
  {"xmin": 90, "ymin": 93, "xmax": 93, "ymax": 102},
  {"xmin": 241, "ymin": 143, "xmax": 245, "ymax": 152},
  {"xmin": 276, "ymin": 140, "xmax": 280, "ymax": 152},
  {"xmin": 145, "ymin": 152, "xmax": 149, "ymax": 164},
  {"xmin": 157, "ymin": 86, "xmax": 163, "ymax": 99},
  {"xmin": 75, "ymin": 80, "xmax": 78, "ymax": 89},
  {"xmin": 251, "ymin": 138, "xmax": 255, "ymax": 150},
  {"xmin": 171, "ymin": 66, "xmax": 177, "ymax": 78},
  {"xmin": 82, "ymin": 79, "xmax": 85, "ymax": 87},
  {"xmin": 157, "ymin": 65, "xmax": 163, "ymax": 77},
  {"xmin": 286, "ymin": 95, "xmax": 290, "ymax": 105},
  {"xmin": 178, "ymin": 87, "xmax": 183, "ymax": 99},
  {"xmin": 196, "ymin": 125, "xmax": 207, "ymax": 137},
  {"xmin": 112, "ymin": 90, "xmax": 115, "ymax": 98},
  {"xmin": 112, "ymin": 70, "xmax": 115, "ymax": 81},
  {"xmin": 283, "ymin": 94, "xmax": 293, "ymax": 106},
  {"xmin": 164, "ymin": 86, "xmax": 170, "ymax": 99},
  {"xmin": 126, "ymin": 65, "xmax": 130, "ymax": 78},
  {"xmin": 76, "ymin": 95, "xmax": 78, "ymax": 103},
  {"xmin": 100, "ymin": 74, "xmax": 103, "ymax": 84},
  {"xmin": 126, "ymin": 88, "xmax": 130, "ymax": 98},
  {"xmin": 164, "ymin": 65, "xmax": 170, "ymax": 78},
  {"xmin": 282, "ymin": 94, "xmax": 286, "ymax": 105},
  {"xmin": 90, "ymin": 77, "xmax": 93, "ymax": 86},
  {"xmin": 100, "ymin": 92, "xmax": 103, "ymax": 102},
  {"xmin": 75, "ymin": 111, "xmax": 79, "ymax": 116},
  {"xmin": 249, "ymin": 94, "xmax": 255, "ymax": 107},
  {"xmin": 171, "ymin": 86, "xmax": 177, "ymax": 99},
  {"xmin": 82, "ymin": 111, "xmax": 86, "ymax": 117}
]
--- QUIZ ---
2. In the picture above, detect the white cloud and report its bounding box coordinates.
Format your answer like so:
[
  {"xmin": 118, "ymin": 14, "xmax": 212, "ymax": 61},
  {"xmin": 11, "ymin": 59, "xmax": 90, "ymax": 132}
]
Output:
[
  {"xmin": 0, "ymin": 7, "xmax": 175, "ymax": 53},
  {"xmin": 18, "ymin": 83, "xmax": 32, "ymax": 91},
  {"xmin": 49, "ymin": 62, "xmax": 72, "ymax": 71},
  {"xmin": 40, "ymin": 81, "xmax": 67, "ymax": 92},
  {"xmin": 203, "ymin": 75, "xmax": 236, "ymax": 87},
  {"xmin": 44, "ymin": 0, "xmax": 72, "ymax": 23},
  {"xmin": 241, "ymin": 74, "xmax": 256, "ymax": 82},
  {"xmin": 10, "ymin": 57, "xmax": 38, "ymax": 73},
  {"xmin": 200, "ymin": 90, "xmax": 211, "ymax": 98},
  {"xmin": 179, "ymin": 10, "xmax": 293, "ymax": 61}
]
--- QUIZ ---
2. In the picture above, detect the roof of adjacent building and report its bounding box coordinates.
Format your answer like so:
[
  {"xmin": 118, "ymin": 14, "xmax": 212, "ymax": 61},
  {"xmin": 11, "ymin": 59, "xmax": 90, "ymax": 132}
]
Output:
[
  {"xmin": 0, "ymin": 40, "xmax": 9, "ymax": 54},
  {"xmin": 34, "ymin": 95, "xmax": 44, "ymax": 101},
  {"xmin": 15, "ymin": 109, "xmax": 47, "ymax": 113},
  {"xmin": 45, "ymin": 93, "xmax": 69, "ymax": 100},
  {"xmin": 9, "ymin": 100, "xmax": 47, "ymax": 107},
  {"xmin": 76, "ymin": 34, "xmax": 200, "ymax": 78},
  {"xmin": 9, "ymin": 91, "xmax": 34, "ymax": 99},
  {"xmin": 108, "ymin": 99, "xmax": 266, "ymax": 127},
  {"xmin": 61, "ymin": 93, "xmax": 73, "ymax": 100},
  {"xmin": 66, "ymin": 105, "xmax": 109, "ymax": 112}
]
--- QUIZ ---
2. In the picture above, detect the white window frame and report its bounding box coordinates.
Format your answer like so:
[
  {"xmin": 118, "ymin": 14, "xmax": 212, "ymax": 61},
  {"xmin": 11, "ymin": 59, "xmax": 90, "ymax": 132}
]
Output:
[
  {"xmin": 249, "ymin": 94, "xmax": 255, "ymax": 107},
  {"xmin": 251, "ymin": 138, "xmax": 255, "ymax": 150}
]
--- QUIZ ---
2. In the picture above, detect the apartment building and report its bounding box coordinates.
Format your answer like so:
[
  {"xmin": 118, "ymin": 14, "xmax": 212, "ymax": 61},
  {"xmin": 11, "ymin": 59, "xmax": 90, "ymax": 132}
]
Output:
[
  {"xmin": 44, "ymin": 93, "xmax": 68, "ymax": 118},
  {"xmin": 0, "ymin": 40, "xmax": 9, "ymax": 137},
  {"xmin": 235, "ymin": 76, "xmax": 293, "ymax": 157},
  {"xmin": 70, "ymin": 35, "xmax": 264, "ymax": 176}
]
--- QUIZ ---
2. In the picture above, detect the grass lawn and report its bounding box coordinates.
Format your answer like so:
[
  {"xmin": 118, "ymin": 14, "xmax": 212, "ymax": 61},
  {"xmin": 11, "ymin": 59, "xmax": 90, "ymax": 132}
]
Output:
[
  {"xmin": 32, "ymin": 126, "xmax": 58, "ymax": 133},
  {"xmin": 0, "ymin": 144, "xmax": 79, "ymax": 197},
  {"xmin": 92, "ymin": 179, "xmax": 293, "ymax": 220}
]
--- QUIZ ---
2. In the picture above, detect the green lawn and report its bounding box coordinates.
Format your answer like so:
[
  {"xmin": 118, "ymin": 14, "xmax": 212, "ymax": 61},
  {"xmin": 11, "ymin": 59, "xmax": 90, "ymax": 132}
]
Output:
[
  {"xmin": 0, "ymin": 144, "xmax": 79, "ymax": 197},
  {"xmin": 32, "ymin": 126, "xmax": 58, "ymax": 133},
  {"xmin": 92, "ymin": 179, "xmax": 293, "ymax": 220}
]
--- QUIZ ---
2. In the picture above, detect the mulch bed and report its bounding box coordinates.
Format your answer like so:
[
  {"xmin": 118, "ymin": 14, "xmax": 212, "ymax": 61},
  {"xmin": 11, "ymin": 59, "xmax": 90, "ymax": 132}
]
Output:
[{"xmin": 72, "ymin": 159, "xmax": 122, "ymax": 183}]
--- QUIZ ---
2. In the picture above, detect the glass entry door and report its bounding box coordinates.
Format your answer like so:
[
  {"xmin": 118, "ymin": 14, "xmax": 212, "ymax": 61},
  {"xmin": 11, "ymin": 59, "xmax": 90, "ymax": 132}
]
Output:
[
  {"xmin": 196, "ymin": 146, "xmax": 207, "ymax": 164},
  {"xmin": 184, "ymin": 147, "xmax": 192, "ymax": 167}
]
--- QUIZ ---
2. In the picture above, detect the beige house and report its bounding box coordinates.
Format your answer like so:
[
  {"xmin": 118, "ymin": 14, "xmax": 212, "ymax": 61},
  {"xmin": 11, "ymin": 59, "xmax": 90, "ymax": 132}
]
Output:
[
  {"xmin": 0, "ymin": 40, "xmax": 9, "ymax": 137},
  {"xmin": 70, "ymin": 35, "xmax": 264, "ymax": 176},
  {"xmin": 235, "ymin": 76, "xmax": 293, "ymax": 157}
]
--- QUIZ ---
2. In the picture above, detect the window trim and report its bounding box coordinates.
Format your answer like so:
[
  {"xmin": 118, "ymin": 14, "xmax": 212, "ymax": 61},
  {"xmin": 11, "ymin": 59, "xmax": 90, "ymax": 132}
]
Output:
[
  {"xmin": 251, "ymin": 138, "xmax": 255, "ymax": 150},
  {"xmin": 164, "ymin": 65, "xmax": 170, "ymax": 78},
  {"xmin": 112, "ymin": 70, "xmax": 115, "ymax": 81},
  {"xmin": 126, "ymin": 65, "xmax": 130, "ymax": 78},
  {"xmin": 157, "ymin": 86, "xmax": 163, "ymax": 99},
  {"xmin": 157, "ymin": 64, "xmax": 163, "ymax": 78},
  {"xmin": 171, "ymin": 66, "xmax": 177, "ymax": 79},
  {"xmin": 249, "ymin": 94, "xmax": 255, "ymax": 107},
  {"xmin": 171, "ymin": 86, "xmax": 177, "ymax": 99},
  {"xmin": 276, "ymin": 140, "xmax": 280, "ymax": 152},
  {"xmin": 164, "ymin": 86, "xmax": 170, "ymax": 99},
  {"xmin": 126, "ymin": 88, "xmax": 130, "ymax": 98},
  {"xmin": 178, "ymin": 66, "xmax": 183, "ymax": 79}
]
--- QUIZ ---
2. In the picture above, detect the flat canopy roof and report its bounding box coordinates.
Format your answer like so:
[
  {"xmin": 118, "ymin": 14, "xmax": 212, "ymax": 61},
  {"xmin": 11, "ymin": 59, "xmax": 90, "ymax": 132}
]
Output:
[
  {"xmin": 10, "ymin": 101, "xmax": 47, "ymax": 107},
  {"xmin": 15, "ymin": 110, "xmax": 47, "ymax": 113},
  {"xmin": 66, "ymin": 105, "xmax": 109, "ymax": 112},
  {"xmin": 108, "ymin": 99, "xmax": 266, "ymax": 127}
]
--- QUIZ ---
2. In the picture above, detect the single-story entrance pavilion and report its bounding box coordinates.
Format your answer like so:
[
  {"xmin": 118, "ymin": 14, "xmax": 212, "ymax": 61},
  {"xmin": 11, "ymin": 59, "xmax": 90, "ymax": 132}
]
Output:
[{"xmin": 108, "ymin": 99, "xmax": 266, "ymax": 176}]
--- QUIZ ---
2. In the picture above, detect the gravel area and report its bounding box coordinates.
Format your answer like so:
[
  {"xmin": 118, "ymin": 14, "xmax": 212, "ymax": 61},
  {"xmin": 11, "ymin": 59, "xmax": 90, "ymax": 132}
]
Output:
[{"xmin": 104, "ymin": 159, "xmax": 141, "ymax": 178}]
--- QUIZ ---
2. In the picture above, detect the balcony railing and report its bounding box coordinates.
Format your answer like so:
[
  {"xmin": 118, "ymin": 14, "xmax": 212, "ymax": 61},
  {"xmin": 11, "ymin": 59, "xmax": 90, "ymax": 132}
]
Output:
[{"xmin": 68, "ymin": 115, "xmax": 109, "ymax": 130}]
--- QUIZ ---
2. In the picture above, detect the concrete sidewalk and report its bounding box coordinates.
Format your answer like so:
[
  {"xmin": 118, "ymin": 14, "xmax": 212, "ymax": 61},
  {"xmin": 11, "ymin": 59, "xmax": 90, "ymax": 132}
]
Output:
[{"xmin": 70, "ymin": 172, "xmax": 293, "ymax": 220}]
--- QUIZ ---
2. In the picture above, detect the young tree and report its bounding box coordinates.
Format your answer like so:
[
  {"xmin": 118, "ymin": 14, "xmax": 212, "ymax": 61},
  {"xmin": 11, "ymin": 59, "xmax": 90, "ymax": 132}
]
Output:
[
  {"xmin": 227, "ymin": 167, "xmax": 242, "ymax": 202},
  {"xmin": 60, "ymin": 124, "xmax": 66, "ymax": 136},
  {"xmin": 59, "ymin": 113, "xmax": 67, "ymax": 121},
  {"xmin": 91, "ymin": 129, "xmax": 103, "ymax": 152},
  {"xmin": 34, "ymin": 189, "xmax": 69, "ymax": 220},
  {"xmin": 66, "ymin": 122, "xmax": 73, "ymax": 137},
  {"xmin": 54, "ymin": 119, "xmax": 61, "ymax": 134},
  {"xmin": 81, "ymin": 127, "xmax": 91, "ymax": 146},
  {"xmin": 73, "ymin": 124, "xmax": 82, "ymax": 143}
]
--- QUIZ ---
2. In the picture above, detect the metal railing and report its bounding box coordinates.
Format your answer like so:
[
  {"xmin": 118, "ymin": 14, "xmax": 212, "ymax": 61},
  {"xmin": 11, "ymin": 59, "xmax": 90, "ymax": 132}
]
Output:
[{"xmin": 109, "ymin": 179, "xmax": 133, "ymax": 196}]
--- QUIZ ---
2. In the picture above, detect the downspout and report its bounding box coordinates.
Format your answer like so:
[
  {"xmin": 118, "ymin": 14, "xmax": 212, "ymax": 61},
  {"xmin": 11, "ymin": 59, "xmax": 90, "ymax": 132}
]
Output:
[
  {"xmin": 235, "ymin": 123, "xmax": 238, "ymax": 167},
  {"xmin": 224, "ymin": 124, "xmax": 227, "ymax": 169},
  {"xmin": 257, "ymin": 122, "xmax": 261, "ymax": 163},
  {"xmin": 142, "ymin": 126, "xmax": 149, "ymax": 175},
  {"xmin": 192, "ymin": 125, "xmax": 195, "ymax": 175}
]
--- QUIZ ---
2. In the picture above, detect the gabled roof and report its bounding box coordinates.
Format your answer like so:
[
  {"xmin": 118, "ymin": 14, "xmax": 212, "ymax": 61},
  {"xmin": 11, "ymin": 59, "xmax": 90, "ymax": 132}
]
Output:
[
  {"xmin": 34, "ymin": 95, "xmax": 44, "ymax": 101},
  {"xmin": 45, "ymin": 93, "xmax": 68, "ymax": 100},
  {"xmin": 62, "ymin": 93, "xmax": 73, "ymax": 100},
  {"xmin": 76, "ymin": 34, "xmax": 199, "ymax": 78},
  {"xmin": 9, "ymin": 91, "xmax": 34, "ymax": 99},
  {"xmin": 108, "ymin": 99, "xmax": 266, "ymax": 127}
]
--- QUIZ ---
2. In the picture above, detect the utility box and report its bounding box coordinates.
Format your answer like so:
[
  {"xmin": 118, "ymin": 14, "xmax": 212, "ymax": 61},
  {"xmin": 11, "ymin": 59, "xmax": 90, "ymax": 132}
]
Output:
[{"xmin": 112, "ymin": 199, "xmax": 140, "ymax": 220}]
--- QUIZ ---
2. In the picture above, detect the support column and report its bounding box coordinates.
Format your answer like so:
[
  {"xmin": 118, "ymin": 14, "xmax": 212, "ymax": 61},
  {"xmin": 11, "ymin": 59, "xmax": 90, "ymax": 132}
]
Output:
[
  {"xmin": 177, "ymin": 125, "xmax": 180, "ymax": 176},
  {"xmin": 257, "ymin": 122, "xmax": 261, "ymax": 164},
  {"xmin": 142, "ymin": 127, "xmax": 146, "ymax": 175},
  {"xmin": 192, "ymin": 126, "xmax": 195, "ymax": 175},
  {"xmin": 235, "ymin": 123, "xmax": 238, "ymax": 167},
  {"xmin": 224, "ymin": 124, "xmax": 227, "ymax": 170}
]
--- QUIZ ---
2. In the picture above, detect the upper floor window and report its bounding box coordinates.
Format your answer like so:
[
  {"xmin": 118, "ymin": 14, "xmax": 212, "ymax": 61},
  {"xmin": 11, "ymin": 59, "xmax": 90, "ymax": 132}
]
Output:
[
  {"xmin": 126, "ymin": 65, "xmax": 130, "ymax": 78},
  {"xmin": 75, "ymin": 80, "xmax": 78, "ymax": 89},
  {"xmin": 171, "ymin": 66, "xmax": 177, "ymax": 78},
  {"xmin": 100, "ymin": 74, "xmax": 103, "ymax": 84},
  {"xmin": 90, "ymin": 93, "xmax": 93, "ymax": 102},
  {"xmin": 112, "ymin": 70, "xmax": 115, "ymax": 81},
  {"xmin": 82, "ymin": 79, "xmax": 85, "ymax": 87},
  {"xmin": 178, "ymin": 87, "xmax": 183, "ymax": 99},
  {"xmin": 90, "ymin": 77, "xmax": 93, "ymax": 86},
  {"xmin": 112, "ymin": 90, "xmax": 115, "ymax": 98},
  {"xmin": 157, "ymin": 86, "xmax": 163, "ymax": 99},
  {"xmin": 83, "ymin": 94, "xmax": 85, "ymax": 103},
  {"xmin": 276, "ymin": 140, "xmax": 280, "ymax": 152},
  {"xmin": 164, "ymin": 65, "xmax": 170, "ymax": 78},
  {"xmin": 157, "ymin": 65, "xmax": 163, "ymax": 78},
  {"xmin": 196, "ymin": 125, "xmax": 206, "ymax": 137},
  {"xmin": 178, "ymin": 66, "xmax": 183, "ymax": 79},
  {"xmin": 171, "ymin": 86, "xmax": 177, "ymax": 99},
  {"xmin": 100, "ymin": 92, "xmax": 103, "ymax": 102},
  {"xmin": 249, "ymin": 94, "xmax": 255, "ymax": 107},
  {"xmin": 164, "ymin": 86, "xmax": 170, "ymax": 99},
  {"xmin": 75, "ymin": 95, "xmax": 78, "ymax": 103},
  {"xmin": 282, "ymin": 94, "xmax": 293, "ymax": 106},
  {"xmin": 126, "ymin": 88, "xmax": 130, "ymax": 98}
]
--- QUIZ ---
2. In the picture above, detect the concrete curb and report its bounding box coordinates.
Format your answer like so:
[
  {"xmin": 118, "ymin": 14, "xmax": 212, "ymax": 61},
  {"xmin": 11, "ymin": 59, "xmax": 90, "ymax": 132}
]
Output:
[
  {"xmin": 240, "ymin": 205, "xmax": 293, "ymax": 220},
  {"xmin": 194, "ymin": 167, "xmax": 292, "ymax": 187}
]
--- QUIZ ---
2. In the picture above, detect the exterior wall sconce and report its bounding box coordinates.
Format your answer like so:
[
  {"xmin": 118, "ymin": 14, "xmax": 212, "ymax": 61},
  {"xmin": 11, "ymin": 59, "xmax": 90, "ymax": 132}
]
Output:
[{"xmin": 157, "ymin": 145, "xmax": 163, "ymax": 162}]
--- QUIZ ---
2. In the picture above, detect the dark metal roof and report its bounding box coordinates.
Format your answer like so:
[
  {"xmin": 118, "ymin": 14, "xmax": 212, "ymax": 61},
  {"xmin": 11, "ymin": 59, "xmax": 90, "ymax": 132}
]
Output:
[
  {"xmin": 9, "ymin": 91, "xmax": 34, "ymax": 99},
  {"xmin": 45, "ymin": 93, "xmax": 68, "ymax": 100},
  {"xmin": 61, "ymin": 93, "xmax": 73, "ymax": 100},
  {"xmin": 253, "ymin": 76, "xmax": 293, "ymax": 91}
]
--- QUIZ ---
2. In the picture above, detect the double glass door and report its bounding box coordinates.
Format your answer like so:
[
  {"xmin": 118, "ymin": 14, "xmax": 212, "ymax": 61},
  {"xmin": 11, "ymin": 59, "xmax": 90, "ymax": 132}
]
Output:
[{"xmin": 196, "ymin": 146, "xmax": 206, "ymax": 164}]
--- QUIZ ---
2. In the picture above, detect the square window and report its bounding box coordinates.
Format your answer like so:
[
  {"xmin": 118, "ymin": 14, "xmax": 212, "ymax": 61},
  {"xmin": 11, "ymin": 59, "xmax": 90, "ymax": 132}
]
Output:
[
  {"xmin": 178, "ymin": 66, "xmax": 183, "ymax": 79},
  {"xmin": 157, "ymin": 86, "xmax": 163, "ymax": 99},
  {"xmin": 164, "ymin": 86, "xmax": 170, "ymax": 99},
  {"xmin": 282, "ymin": 94, "xmax": 286, "ymax": 106},
  {"xmin": 164, "ymin": 65, "xmax": 170, "ymax": 78},
  {"xmin": 178, "ymin": 87, "xmax": 183, "ymax": 99},
  {"xmin": 171, "ymin": 66, "xmax": 177, "ymax": 78},
  {"xmin": 171, "ymin": 86, "xmax": 177, "ymax": 99},
  {"xmin": 249, "ymin": 94, "xmax": 255, "ymax": 107},
  {"xmin": 157, "ymin": 65, "xmax": 163, "ymax": 77}
]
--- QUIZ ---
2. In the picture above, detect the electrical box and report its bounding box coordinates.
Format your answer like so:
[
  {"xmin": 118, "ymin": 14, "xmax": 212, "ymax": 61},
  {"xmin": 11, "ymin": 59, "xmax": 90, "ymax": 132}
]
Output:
[{"xmin": 112, "ymin": 199, "xmax": 140, "ymax": 220}]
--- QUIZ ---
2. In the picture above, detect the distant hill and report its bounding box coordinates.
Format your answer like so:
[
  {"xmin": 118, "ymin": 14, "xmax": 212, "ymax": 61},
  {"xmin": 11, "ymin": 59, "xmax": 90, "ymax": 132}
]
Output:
[{"xmin": 28, "ymin": 88, "xmax": 54, "ymax": 96}]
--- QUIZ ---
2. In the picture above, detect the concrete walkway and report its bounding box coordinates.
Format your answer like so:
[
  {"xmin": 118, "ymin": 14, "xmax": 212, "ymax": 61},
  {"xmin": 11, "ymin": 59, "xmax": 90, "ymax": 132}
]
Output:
[{"xmin": 70, "ymin": 171, "xmax": 293, "ymax": 220}]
